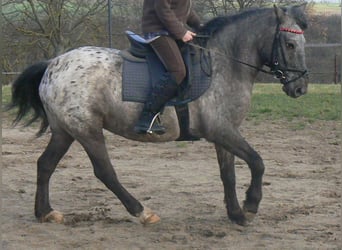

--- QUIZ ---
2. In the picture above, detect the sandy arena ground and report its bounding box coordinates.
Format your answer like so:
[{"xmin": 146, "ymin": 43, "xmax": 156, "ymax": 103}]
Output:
[{"xmin": 2, "ymin": 116, "xmax": 341, "ymax": 249}]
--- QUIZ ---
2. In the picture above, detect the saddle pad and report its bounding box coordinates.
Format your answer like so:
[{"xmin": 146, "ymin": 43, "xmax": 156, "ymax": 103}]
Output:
[
  {"xmin": 121, "ymin": 48, "xmax": 212, "ymax": 106},
  {"xmin": 122, "ymin": 57, "xmax": 151, "ymax": 103}
]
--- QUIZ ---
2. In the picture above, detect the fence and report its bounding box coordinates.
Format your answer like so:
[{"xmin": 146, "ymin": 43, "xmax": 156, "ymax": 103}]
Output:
[
  {"xmin": 2, "ymin": 72, "xmax": 21, "ymax": 86},
  {"xmin": 305, "ymin": 43, "xmax": 341, "ymax": 84},
  {"xmin": 2, "ymin": 44, "xmax": 341, "ymax": 85}
]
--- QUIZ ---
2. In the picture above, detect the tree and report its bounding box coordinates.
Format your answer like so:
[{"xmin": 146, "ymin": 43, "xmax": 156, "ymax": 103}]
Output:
[
  {"xmin": 193, "ymin": 0, "xmax": 312, "ymax": 18},
  {"xmin": 1, "ymin": 0, "xmax": 145, "ymax": 83},
  {"xmin": 2, "ymin": 0, "xmax": 107, "ymax": 58},
  {"xmin": 109, "ymin": 0, "xmax": 143, "ymax": 47},
  {"xmin": 193, "ymin": 0, "xmax": 268, "ymax": 18}
]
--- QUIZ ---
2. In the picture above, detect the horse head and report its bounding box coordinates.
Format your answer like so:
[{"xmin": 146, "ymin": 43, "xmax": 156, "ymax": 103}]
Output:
[{"xmin": 269, "ymin": 4, "xmax": 309, "ymax": 98}]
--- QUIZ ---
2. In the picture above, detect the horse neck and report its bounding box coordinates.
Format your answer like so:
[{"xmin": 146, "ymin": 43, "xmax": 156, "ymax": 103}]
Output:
[{"xmin": 209, "ymin": 10, "xmax": 276, "ymax": 77}]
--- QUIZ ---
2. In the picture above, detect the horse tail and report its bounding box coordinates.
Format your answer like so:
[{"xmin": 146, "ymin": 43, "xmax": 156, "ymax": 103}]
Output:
[{"xmin": 7, "ymin": 61, "xmax": 50, "ymax": 136}]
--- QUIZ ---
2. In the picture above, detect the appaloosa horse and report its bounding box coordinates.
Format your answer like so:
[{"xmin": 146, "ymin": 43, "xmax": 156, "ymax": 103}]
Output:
[{"xmin": 8, "ymin": 4, "xmax": 308, "ymax": 226}]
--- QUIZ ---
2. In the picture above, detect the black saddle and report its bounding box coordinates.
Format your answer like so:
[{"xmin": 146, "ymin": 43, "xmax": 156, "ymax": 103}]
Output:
[{"xmin": 120, "ymin": 30, "xmax": 212, "ymax": 106}]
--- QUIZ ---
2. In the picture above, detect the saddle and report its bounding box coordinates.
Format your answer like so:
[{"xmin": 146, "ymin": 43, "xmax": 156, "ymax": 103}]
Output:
[
  {"xmin": 120, "ymin": 30, "xmax": 212, "ymax": 105},
  {"xmin": 120, "ymin": 31, "xmax": 212, "ymax": 140}
]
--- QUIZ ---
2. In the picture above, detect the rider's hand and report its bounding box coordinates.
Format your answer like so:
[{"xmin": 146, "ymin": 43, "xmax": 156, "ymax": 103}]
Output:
[{"xmin": 182, "ymin": 30, "xmax": 196, "ymax": 43}]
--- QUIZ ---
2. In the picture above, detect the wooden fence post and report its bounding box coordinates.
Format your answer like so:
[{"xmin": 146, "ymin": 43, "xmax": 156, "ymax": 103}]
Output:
[{"xmin": 334, "ymin": 54, "xmax": 338, "ymax": 84}]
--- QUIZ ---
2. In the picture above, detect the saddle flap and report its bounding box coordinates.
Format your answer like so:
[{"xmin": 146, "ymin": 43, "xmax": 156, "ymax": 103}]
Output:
[
  {"xmin": 125, "ymin": 30, "xmax": 160, "ymax": 44},
  {"xmin": 125, "ymin": 30, "xmax": 159, "ymax": 58}
]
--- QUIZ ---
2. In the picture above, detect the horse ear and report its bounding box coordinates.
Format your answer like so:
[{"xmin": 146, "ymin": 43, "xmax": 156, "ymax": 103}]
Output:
[
  {"xmin": 274, "ymin": 4, "xmax": 308, "ymax": 30},
  {"xmin": 273, "ymin": 4, "xmax": 286, "ymax": 23},
  {"xmin": 289, "ymin": 3, "xmax": 308, "ymax": 30},
  {"xmin": 293, "ymin": 2, "xmax": 308, "ymax": 13}
]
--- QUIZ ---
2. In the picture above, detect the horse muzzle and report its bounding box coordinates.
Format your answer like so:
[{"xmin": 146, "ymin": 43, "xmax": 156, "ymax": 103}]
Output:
[{"xmin": 282, "ymin": 73, "xmax": 308, "ymax": 98}]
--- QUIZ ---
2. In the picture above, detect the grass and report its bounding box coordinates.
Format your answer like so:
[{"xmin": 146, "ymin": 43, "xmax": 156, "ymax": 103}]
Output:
[
  {"xmin": 312, "ymin": 3, "xmax": 341, "ymax": 15},
  {"xmin": 2, "ymin": 83, "xmax": 341, "ymax": 128},
  {"xmin": 249, "ymin": 83, "xmax": 341, "ymax": 124},
  {"xmin": 2, "ymin": 85, "xmax": 12, "ymax": 106},
  {"xmin": 2, "ymin": 85, "xmax": 20, "ymax": 125}
]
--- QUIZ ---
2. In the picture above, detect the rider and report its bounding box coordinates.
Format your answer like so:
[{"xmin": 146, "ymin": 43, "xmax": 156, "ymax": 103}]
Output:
[{"xmin": 133, "ymin": 0, "xmax": 201, "ymax": 135}]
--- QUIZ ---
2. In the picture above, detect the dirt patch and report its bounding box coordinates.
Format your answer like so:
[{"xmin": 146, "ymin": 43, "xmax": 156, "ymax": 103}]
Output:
[{"xmin": 2, "ymin": 117, "xmax": 341, "ymax": 249}]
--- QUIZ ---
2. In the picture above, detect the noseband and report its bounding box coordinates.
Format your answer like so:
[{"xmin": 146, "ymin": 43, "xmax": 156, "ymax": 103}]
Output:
[{"xmin": 267, "ymin": 22, "xmax": 308, "ymax": 85}]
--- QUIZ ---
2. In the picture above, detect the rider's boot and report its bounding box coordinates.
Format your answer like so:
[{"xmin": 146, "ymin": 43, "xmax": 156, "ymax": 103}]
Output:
[
  {"xmin": 134, "ymin": 73, "xmax": 178, "ymax": 135},
  {"xmin": 175, "ymin": 104, "xmax": 201, "ymax": 141}
]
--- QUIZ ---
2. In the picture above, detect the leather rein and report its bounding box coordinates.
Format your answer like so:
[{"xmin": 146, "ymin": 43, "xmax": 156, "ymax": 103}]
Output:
[{"xmin": 189, "ymin": 20, "xmax": 308, "ymax": 85}]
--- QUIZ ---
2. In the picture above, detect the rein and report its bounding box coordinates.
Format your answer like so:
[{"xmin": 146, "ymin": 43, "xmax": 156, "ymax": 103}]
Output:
[
  {"xmin": 190, "ymin": 21, "xmax": 307, "ymax": 85},
  {"xmin": 188, "ymin": 40, "xmax": 273, "ymax": 74}
]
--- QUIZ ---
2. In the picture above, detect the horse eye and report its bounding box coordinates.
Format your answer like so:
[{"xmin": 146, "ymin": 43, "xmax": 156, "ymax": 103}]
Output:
[{"xmin": 286, "ymin": 42, "xmax": 295, "ymax": 49}]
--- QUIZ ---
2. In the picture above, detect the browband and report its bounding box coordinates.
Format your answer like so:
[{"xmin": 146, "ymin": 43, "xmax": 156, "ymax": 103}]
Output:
[{"xmin": 279, "ymin": 27, "xmax": 304, "ymax": 34}]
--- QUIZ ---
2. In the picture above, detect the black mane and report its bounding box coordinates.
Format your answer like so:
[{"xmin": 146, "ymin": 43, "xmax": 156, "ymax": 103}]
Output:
[{"xmin": 198, "ymin": 8, "xmax": 270, "ymax": 36}]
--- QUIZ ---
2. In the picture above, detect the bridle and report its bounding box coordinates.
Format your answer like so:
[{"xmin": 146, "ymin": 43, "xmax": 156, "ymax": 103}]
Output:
[
  {"xmin": 266, "ymin": 22, "xmax": 308, "ymax": 85},
  {"xmin": 190, "ymin": 17, "xmax": 308, "ymax": 85}
]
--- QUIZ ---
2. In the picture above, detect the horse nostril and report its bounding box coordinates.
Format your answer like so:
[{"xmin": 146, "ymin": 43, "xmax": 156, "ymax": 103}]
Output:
[{"xmin": 295, "ymin": 87, "xmax": 306, "ymax": 97}]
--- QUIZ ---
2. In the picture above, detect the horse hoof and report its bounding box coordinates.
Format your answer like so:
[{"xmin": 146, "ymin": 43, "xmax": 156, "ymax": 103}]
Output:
[
  {"xmin": 244, "ymin": 211, "xmax": 256, "ymax": 222},
  {"xmin": 139, "ymin": 207, "xmax": 160, "ymax": 225},
  {"xmin": 243, "ymin": 202, "xmax": 257, "ymax": 222},
  {"xmin": 228, "ymin": 213, "xmax": 248, "ymax": 226},
  {"xmin": 43, "ymin": 210, "xmax": 64, "ymax": 223}
]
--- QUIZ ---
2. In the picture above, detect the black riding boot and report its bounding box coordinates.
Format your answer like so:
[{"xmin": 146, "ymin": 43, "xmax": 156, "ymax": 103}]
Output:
[
  {"xmin": 134, "ymin": 73, "xmax": 178, "ymax": 135},
  {"xmin": 175, "ymin": 104, "xmax": 201, "ymax": 141}
]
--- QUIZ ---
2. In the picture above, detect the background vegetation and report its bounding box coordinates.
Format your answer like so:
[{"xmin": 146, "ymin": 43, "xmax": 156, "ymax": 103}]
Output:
[
  {"xmin": 1, "ymin": 0, "xmax": 341, "ymax": 84},
  {"xmin": 248, "ymin": 84, "xmax": 341, "ymax": 123}
]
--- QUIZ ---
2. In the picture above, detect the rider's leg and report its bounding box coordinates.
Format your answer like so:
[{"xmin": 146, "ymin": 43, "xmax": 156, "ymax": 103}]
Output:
[{"xmin": 134, "ymin": 36, "xmax": 186, "ymax": 134}]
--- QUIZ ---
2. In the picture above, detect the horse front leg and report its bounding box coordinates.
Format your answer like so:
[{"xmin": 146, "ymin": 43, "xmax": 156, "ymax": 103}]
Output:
[
  {"xmin": 211, "ymin": 129, "xmax": 265, "ymax": 225},
  {"xmin": 242, "ymin": 150, "xmax": 265, "ymax": 218},
  {"xmin": 215, "ymin": 144, "xmax": 246, "ymax": 225}
]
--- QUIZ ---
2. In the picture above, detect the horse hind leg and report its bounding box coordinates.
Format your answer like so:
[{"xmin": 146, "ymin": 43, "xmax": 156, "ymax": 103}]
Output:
[
  {"xmin": 78, "ymin": 131, "xmax": 160, "ymax": 224},
  {"xmin": 35, "ymin": 130, "xmax": 74, "ymax": 223}
]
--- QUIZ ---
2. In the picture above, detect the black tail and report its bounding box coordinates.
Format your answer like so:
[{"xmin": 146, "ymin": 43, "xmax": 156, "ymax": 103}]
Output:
[{"xmin": 7, "ymin": 61, "xmax": 50, "ymax": 136}]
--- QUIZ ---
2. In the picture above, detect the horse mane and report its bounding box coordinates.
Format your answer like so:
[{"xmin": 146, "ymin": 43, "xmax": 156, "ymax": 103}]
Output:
[
  {"xmin": 198, "ymin": 5, "xmax": 308, "ymax": 37},
  {"xmin": 198, "ymin": 8, "xmax": 271, "ymax": 37}
]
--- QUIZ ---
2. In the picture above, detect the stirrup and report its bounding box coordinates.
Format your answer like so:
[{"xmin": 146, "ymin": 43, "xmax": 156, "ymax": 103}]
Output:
[
  {"xmin": 146, "ymin": 112, "xmax": 162, "ymax": 134},
  {"xmin": 134, "ymin": 112, "xmax": 165, "ymax": 135}
]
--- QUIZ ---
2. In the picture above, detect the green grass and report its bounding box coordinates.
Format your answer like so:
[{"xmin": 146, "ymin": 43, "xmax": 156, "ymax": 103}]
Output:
[
  {"xmin": 2, "ymin": 83, "xmax": 341, "ymax": 127},
  {"xmin": 2, "ymin": 85, "xmax": 20, "ymax": 123},
  {"xmin": 249, "ymin": 83, "xmax": 341, "ymax": 123},
  {"xmin": 313, "ymin": 3, "xmax": 341, "ymax": 15},
  {"xmin": 2, "ymin": 85, "xmax": 12, "ymax": 106}
]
